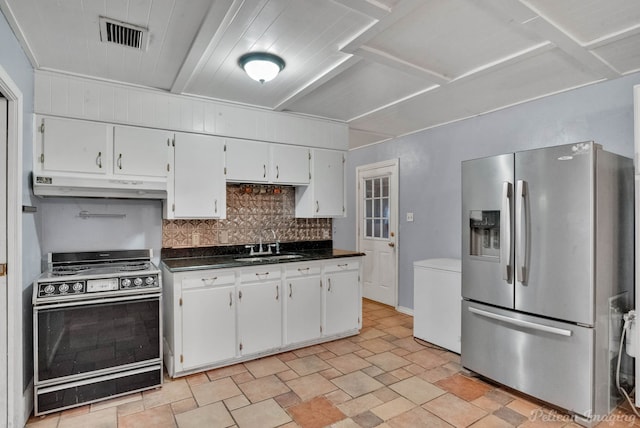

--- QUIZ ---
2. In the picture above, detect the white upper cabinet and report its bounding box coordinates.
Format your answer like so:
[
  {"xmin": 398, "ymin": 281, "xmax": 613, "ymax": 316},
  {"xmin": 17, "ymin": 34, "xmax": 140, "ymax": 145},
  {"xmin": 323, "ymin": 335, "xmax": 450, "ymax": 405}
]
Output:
[
  {"xmin": 225, "ymin": 138, "xmax": 270, "ymax": 183},
  {"xmin": 167, "ymin": 133, "xmax": 226, "ymax": 219},
  {"xmin": 295, "ymin": 149, "xmax": 346, "ymax": 218},
  {"xmin": 113, "ymin": 126, "xmax": 172, "ymax": 178},
  {"xmin": 38, "ymin": 116, "xmax": 111, "ymax": 175},
  {"xmin": 225, "ymin": 138, "xmax": 311, "ymax": 185},
  {"xmin": 270, "ymin": 145, "xmax": 310, "ymax": 185}
]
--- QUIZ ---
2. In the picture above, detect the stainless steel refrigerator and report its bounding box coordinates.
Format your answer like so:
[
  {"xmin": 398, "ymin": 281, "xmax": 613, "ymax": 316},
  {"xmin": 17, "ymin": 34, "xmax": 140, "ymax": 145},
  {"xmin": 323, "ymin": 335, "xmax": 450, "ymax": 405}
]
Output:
[{"xmin": 461, "ymin": 142, "xmax": 633, "ymax": 425}]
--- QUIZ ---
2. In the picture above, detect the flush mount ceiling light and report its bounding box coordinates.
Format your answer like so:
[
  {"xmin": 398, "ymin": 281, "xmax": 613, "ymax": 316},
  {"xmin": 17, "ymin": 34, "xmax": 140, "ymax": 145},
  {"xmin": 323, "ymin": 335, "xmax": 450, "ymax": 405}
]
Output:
[{"xmin": 238, "ymin": 52, "xmax": 285, "ymax": 84}]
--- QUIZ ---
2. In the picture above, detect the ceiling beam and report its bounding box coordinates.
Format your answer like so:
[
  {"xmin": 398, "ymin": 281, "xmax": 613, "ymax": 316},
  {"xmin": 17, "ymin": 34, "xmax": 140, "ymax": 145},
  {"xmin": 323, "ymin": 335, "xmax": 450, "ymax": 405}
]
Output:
[
  {"xmin": 170, "ymin": 0, "xmax": 242, "ymax": 94},
  {"xmin": 354, "ymin": 46, "xmax": 450, "ymax": 85},
  {"xmin": 0, "ymin": 1, "xmax": 39, "ymax": 68},
  {"xmin": 475, "ymin": 0, "xmax": 620, "ymax": 79},
  {"xmin": 274, "ymin": 55, "xmax": 362, "ymax": 112}
]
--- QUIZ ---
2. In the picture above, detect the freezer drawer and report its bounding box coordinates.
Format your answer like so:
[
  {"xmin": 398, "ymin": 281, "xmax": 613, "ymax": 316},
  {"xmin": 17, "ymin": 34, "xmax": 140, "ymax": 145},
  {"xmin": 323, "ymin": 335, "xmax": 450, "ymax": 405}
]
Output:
[{"xmin": 462, "ymin": 301, "xmax": 594, "ymax": 417}]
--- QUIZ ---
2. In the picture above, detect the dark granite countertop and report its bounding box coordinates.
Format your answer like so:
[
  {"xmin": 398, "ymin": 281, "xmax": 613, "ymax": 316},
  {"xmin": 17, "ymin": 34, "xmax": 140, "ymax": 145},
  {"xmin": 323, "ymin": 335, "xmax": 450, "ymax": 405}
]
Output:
[{"xmin": 161, "ymin": 241, "xmax": 364, "ymax": 272}]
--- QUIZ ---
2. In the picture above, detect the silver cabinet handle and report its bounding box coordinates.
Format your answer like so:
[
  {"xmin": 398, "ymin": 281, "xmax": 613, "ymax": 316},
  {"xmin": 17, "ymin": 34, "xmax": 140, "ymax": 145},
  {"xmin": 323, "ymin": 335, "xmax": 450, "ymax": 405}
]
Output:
[
  {"xmin": 255, "ymin": 272, "xmax": 269, "ymax": 277},
  {"xmin": 263, "ymin": 164, "xmax": 266, "ymax": 178},
  {"xmin": 96, "ymin": 152, "xmax": 102, "ymax": 168},
  {"xmin": 117, "ymin": 153, "xmax": 122, "ymax": 170},
  {"xmin": 214, "ymin": 199, "xmax": 218, "ymax": 214},
  {"xmin": 297, "ymin": 267, "xmax": 310, "ymax": 272},
  {"xmin": 315, "ymin": 201, "xmax": 319, "ymax": 213},
  {"xmin": 328, "ymin": 277, "xmax": 332, "ymax": 292},
  {"xmin": 289, "ymin": 283, "xmax": 292, "ymax": 298},
  {"xmin": 276, "ymin": 165, "xmax": 279, "ymax": 179},
  {"xmin": 229, "ymin": 291, "xmax": 232, "ymax": 307},
  {"xmin": 500, "ymin": 181, "xmax": 513, "ymax": 283},
  {"xmin": 201, "ymin": 277, "xmax": 218, "ymax": 285},
  {"xmin": 515, "ymin": 180, "xmax": 528, "ymax": 284},
  {"xmin": 468, "ymin": 306, "xmax": 572, "ymax": 337},
  {"xmin": 276, "ymin": 285, "xmax": 279, "ymax": 300}
]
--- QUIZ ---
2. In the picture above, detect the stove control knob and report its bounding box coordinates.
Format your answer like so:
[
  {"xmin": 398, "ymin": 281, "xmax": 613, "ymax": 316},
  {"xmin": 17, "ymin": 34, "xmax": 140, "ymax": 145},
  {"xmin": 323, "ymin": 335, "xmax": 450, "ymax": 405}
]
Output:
[
  {"xmin": 121, "ymin": 278, "xmax": 131, "ymax": 288},
  {"xmin": 145, "ymin": 276, "xmax": 155, "ymax": 286},
  {"xmin": 43, "ymin": 285, "xmax": 55, "ymax": 294},
  {"xmin": 73, "ymin": 282, "xmax": 83, "ymax": 292},
  {"xmin": 59, "ymin": 283, "xmax": 69, "ymax": 293},
  {"xmin": 133, "ymin": 278, "xmax": 143, "ymax": 287}
]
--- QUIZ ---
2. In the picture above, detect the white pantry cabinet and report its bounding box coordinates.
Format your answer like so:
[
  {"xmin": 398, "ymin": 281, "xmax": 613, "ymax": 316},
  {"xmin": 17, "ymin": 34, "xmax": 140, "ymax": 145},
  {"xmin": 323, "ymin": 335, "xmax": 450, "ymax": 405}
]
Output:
[
  {"xmin": 162, "ymin": 256, "xmax": 362, "ymax": 377},
  {"xmin": 238, "ymin": 268, "xmax": 282, "ymax": 355},
  {"xmin": 284, "ymin": 263, "xmax": 322, "ymax": 344},
  {"xmin": 324, "ymin": 260, "xmax": 361, "ymax": 336},
  {"xmin": 166, "ymin": 133, "xmax": 226, "ymax": 219},
  {"xmin": 295, "ymin": 149, "xmax": 346, "ymax": 217},
  {"xmin": 37, "ymin": 116, "xmax": 111, "ymax": 174},
  {"xmin": 113, "ymin": 126, "xmax": 172, "ymax": 178}
]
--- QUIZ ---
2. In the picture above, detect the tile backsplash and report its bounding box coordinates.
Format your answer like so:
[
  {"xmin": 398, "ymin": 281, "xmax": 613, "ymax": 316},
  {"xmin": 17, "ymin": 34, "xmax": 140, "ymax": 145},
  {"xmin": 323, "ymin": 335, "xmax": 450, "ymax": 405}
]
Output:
[{"xmin": 162, "ymin": 185, "xmax": 332, "ymax": 248}]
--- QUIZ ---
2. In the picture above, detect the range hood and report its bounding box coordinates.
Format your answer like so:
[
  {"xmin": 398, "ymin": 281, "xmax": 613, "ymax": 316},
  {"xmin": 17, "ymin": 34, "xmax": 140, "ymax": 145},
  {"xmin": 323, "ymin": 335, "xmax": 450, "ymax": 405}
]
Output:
[{"xmin": 33, "ymin": 173, "xmax": 167, "ymax": 199}]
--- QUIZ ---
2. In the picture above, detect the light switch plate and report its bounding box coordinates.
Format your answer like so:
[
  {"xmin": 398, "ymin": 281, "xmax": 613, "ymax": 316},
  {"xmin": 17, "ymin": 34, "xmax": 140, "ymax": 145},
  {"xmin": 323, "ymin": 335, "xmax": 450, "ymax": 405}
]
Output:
[{"xmin": 406, "ymin": 212, "xmax": 414, "ymax": 222}]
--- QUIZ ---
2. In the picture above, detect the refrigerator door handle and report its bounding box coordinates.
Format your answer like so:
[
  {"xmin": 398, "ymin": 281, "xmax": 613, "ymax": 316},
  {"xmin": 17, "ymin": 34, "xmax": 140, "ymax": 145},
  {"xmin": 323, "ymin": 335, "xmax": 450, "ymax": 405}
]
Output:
[
  {"xmin": 515, "ymin": 180, "xmax": 528, "ymax": 284},
  {"xmin": 468, "ymin": 306, "xmax": 573, "ymax": 337},
  {"xmin": 500, "ymin": 181, "xmax": 512, "ymax": 282}
]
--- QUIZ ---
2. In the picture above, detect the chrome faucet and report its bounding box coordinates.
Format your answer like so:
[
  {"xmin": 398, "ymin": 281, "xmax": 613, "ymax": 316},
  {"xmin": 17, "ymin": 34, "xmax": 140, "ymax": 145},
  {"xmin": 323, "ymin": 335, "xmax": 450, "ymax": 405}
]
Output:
[
  {"xmin": 245, "ymin": 229, "xmax": 273, "ymax": 255},
  {"xmin": 269, "ymin": 229, "xmax": 280, "ymax": 254}
]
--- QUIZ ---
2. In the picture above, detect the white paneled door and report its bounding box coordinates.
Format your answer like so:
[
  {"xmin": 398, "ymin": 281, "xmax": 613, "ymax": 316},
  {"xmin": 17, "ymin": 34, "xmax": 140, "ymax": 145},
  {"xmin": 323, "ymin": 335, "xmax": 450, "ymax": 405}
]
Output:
[
  {"xmin": 357, "ymin": 160, "xmax": 398, "ymax": 307},
  {"xmin": 0, "ymin": 97, "xmax": 7, "ymax": 425}
]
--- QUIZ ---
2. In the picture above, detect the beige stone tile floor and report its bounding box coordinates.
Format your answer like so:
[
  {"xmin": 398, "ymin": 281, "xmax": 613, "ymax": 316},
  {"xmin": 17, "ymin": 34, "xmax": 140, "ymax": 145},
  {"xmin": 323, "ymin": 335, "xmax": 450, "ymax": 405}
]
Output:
[{"xmin": 25, "ymin": 299, "xmax": 640, "ymax": 428}]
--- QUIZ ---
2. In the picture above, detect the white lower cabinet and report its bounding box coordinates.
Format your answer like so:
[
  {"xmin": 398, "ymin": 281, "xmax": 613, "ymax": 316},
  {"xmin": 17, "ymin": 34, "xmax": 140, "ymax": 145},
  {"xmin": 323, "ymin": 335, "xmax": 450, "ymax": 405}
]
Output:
[
  {"xmin": 163, "ymin": 257, "xmax": 362, "ymax": 377},
  {"xmin": 324, "ymin": 261, "xmax": 361, "ymax": 336},
  {"xmin": 285, "ymin": 264, "xmax": 322, "ymax": 344},
  {"xmin": 179, "ymin": 271, "xmax": 237, "ymax": 372},
  {"xmin": 238, "ymin": 268, "xmax": 282, "ymax": 355}
]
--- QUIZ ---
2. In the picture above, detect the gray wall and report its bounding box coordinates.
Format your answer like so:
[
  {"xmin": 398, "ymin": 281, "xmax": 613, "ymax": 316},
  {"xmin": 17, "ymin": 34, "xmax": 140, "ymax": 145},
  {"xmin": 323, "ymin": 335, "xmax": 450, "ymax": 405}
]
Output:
[
  {"xmin": 334, "ymin": 72, "xmax": 640, "ymax": 310},
  {"xmin": 0, "ymin": 9, "xmax": 36, "ymax": 394}
]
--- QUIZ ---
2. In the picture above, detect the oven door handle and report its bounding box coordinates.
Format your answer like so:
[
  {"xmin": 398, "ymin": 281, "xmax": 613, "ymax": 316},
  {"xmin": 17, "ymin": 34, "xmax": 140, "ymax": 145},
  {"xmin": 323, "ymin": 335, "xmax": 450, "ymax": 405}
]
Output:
[{"xmin": 33, "ymin": 293, "xmax": 161, "ymax": 310}]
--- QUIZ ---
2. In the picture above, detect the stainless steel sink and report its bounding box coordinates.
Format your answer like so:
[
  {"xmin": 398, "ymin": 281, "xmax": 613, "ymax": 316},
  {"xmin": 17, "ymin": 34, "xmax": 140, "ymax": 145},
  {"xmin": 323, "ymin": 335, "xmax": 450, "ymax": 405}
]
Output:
[{"xmin": 234, "ymin": 254, "xmax": 303, "ymax": 263}]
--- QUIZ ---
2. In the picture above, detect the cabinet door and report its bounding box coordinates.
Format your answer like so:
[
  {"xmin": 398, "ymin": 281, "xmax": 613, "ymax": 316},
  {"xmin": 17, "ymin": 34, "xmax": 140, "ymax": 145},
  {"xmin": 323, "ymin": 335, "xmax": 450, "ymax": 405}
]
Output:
[
  {"xmin": 172, "ymin": 133, "xmax": 225, "ymax": 218},
  {"xmin": 238, "ymin": 281, "xmax": 282, "ymax": 355},
  {"xmin": 181, "ymin": 285, "xmax": 236, "ymax": 371},
  {"xmin": 271, "ymin": 145, "xmax": 310, "ymax": 185},
  {"xmin": 40, "ymin": 117, "xmax": 111, "ymax": 174},
  {"xmin": 225, "ymin": 138, "xmax": 269, "ymax": 182},
  {"xmin": 314, "ymin": 149, "xmax": 345, "ymax": 216},
  {"xmin": 286, "ymin": 276, "xmax": 321, "ymax": 344},
  {"xmin": 324, "ymin": 269, "xmax": 359, "ymax": 336},
  {"xmin": 113, "ymin": 126, "xmax": 171, "ymax": 177}
]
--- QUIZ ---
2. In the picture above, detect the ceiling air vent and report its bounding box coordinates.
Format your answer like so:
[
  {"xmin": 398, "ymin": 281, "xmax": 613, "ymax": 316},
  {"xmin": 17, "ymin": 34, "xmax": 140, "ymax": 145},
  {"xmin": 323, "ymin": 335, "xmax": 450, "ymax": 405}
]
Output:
[{"xmin": 99, "ymin": 17, "xmax": 148, "ymax": 51}]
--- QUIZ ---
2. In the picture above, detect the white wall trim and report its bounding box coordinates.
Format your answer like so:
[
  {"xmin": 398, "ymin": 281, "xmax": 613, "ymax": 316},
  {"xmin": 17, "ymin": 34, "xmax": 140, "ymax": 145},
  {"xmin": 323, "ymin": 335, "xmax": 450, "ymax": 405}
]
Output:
[
  {"xmin": 396, "ymin": 306, "xmax": 414, "ymax": 316},
  {"xmin": 356, "ymin": 158, "xmax": 400, "ymax": 308},
  {"xmin": 0, "ymin": 64, "xmax": 25, "ymax": 427}
]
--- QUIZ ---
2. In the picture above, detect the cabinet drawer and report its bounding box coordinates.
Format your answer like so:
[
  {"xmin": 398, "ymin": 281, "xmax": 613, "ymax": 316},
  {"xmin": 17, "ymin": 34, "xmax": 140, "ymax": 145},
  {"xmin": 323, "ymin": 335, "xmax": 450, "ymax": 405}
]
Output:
[
  {"xmin": 285, "ymin": 263, "xmax": 321, "ymax": 278},
  {"xmin": 182, "ymin": 271, "xmax": 236, "ymax": 289},
  {"xmin": 240, "ymin": 267, "xmax": 281, "ymax": 282},
  {"xmin": 324, "ymin": 259, "xmax": 359, "ymax": 273}
]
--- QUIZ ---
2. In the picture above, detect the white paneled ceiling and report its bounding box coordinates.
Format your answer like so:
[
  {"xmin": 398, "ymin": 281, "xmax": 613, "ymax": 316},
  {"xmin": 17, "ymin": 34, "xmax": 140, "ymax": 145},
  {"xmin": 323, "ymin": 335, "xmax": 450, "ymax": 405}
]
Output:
[{"xmin": 1, "ymin": 0, "xmax": 640, "ymax": 148}]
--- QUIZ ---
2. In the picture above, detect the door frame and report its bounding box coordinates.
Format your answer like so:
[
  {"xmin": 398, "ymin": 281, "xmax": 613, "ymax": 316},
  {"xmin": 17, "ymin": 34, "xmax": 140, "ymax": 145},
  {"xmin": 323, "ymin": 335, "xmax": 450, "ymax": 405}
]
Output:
[
  {"xmin": 0, "ymin": 64, "xmax": 24, "ymax": 427},
  {"xmin": 356, "ymin": 159, "xmax": 399, "ymax": 308}
]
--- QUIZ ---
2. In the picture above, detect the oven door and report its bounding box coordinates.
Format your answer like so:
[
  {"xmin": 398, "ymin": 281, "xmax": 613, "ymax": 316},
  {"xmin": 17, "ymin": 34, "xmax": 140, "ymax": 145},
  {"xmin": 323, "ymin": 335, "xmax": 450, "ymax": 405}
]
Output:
[{"xmin": 34, "ymin": 294, "xmax": 161, "ymax": 385}]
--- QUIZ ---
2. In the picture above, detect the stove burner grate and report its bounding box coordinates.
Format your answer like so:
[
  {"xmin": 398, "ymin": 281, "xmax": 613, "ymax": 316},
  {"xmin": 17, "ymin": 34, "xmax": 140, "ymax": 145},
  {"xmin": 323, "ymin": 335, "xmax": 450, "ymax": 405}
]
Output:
[
  {"xmin": 51, "ymin": 266, "xmax": 91, "ymax": 276},
  {"xmin": 118, "ymin": 262, "xmax": 151, "ymax": 272}
]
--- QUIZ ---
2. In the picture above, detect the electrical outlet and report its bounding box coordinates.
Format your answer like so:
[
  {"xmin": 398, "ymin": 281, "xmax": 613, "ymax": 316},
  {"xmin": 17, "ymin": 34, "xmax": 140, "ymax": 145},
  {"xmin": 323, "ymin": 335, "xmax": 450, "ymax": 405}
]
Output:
[
  {"xmin": 406, "ymin": 212, "xmax": 414, "ymax": 222},
  {"xmin": 219, "ymin": 230, "xmax": 229, "ymax": 244},
  {"xmin": 192, "ymin": 232, "xmax": 200, "ymax": 247}
]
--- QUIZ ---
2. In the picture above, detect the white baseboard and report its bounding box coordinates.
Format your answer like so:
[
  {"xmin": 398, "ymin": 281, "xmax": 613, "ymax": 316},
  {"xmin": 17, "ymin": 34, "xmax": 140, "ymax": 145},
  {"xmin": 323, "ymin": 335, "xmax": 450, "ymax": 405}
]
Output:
[{"xmin": 396, "ymin": 306, "xmax": 414, "ymax": 316}]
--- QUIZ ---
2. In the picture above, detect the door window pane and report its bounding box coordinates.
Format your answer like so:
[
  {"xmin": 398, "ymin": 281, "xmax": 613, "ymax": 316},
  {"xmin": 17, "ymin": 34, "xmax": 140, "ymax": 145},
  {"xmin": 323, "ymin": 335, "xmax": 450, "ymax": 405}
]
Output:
[{"xmin": 363, "ymin": 176, "xmax": 390, "ymax": 239}]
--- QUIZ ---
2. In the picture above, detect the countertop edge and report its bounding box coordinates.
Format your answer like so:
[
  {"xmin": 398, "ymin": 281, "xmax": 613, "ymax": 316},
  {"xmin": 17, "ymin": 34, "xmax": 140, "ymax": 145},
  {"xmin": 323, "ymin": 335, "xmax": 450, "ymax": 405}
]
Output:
[{"xmin": 161, "ymin": 249, "xmax": 364, "ymax": 273}]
